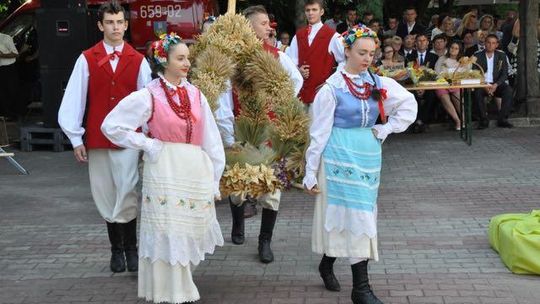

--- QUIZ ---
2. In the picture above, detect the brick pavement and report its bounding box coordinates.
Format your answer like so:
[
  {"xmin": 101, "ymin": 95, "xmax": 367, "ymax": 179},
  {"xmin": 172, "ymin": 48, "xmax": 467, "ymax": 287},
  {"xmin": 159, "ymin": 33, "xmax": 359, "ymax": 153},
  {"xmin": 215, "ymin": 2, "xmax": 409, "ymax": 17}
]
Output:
[{"xmin": 1, "ymin": 127, "xmax": 539, "ymax": 304}]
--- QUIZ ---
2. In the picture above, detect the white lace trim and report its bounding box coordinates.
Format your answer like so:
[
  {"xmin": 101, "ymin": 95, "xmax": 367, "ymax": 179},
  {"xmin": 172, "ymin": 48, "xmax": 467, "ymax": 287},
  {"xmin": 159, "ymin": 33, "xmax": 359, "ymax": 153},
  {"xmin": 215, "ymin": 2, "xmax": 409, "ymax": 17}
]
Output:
[
  {"xmin": 139, "ymin": 217, "xmax": 224, "ymax": 267},
  {"xmin": 324, "ymin": 204, "xmax": 378, "ymax": 238}
]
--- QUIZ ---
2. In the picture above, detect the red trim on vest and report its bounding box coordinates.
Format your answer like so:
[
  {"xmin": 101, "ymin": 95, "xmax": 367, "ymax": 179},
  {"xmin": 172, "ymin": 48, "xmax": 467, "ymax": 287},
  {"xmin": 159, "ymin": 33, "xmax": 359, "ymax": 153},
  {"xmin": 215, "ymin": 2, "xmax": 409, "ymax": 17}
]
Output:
[
  {"xmin": 297, "ymin": 24, "xmax": 336, "ymax": 104},
  {"xmin": 82, "ymin": 41, "xmax": 144, "ymax": 149}
]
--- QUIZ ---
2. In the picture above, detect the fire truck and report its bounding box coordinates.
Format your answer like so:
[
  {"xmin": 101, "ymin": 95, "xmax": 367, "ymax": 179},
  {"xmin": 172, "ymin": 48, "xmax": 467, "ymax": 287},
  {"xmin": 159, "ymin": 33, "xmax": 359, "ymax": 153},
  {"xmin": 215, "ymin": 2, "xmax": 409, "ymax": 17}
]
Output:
[{"xmin": 0, "ymin": 0, "xmax": 219, "ymax": 128}]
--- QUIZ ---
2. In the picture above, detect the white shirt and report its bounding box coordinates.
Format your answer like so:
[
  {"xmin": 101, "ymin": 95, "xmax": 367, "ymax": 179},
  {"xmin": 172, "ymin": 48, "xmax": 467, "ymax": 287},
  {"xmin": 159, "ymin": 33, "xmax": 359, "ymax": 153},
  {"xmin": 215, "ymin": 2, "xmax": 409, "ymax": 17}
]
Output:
[
  {"xmin": 431, "ymin": 27, "xmax": 443, "ymax": 40},
  {"xmin": 407, "ymin": 22, "xmax": 416, "ymax": 34},
  {"xmin": 0, "ymin": 33, "xmax": 18, "ymax": 66},
  {"xmin": 101, "ymin": 77, "xmax": 225, "ymax": 197},
  {"xmin": 302, "ymin": 65, "xmax": 418, "ymax": 189},
  {"xmin": 214, "ymin": 50, "xmax": 304, "ymax": 147},
  {"xmin": 58, "ymin": 41, "xmax": 153, "ymax": 148},
  {"xmin": 403, "ymin": 49, "xmax": 413, "ymax": 57},
  {"xmin": 485, "ymin": 53, "xmax": 495, "ymax": 83},
  {"xmin": 286, "ymin": 21, "xmax": 345, "ymax": 66}
]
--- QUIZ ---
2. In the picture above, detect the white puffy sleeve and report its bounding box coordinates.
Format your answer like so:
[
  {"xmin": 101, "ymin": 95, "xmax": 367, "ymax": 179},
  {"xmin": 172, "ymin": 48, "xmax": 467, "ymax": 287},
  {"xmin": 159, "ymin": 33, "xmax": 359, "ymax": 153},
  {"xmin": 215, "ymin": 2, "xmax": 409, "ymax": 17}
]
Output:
[
  {"xmin": 286, "ymin": 35, "xmax": 299, "ymax": 66},
  {"xmin": 329, "ymin": 33, "xmax": 345, "ymax": 64},
  {"xmin": 201, "ymin": 93, "xmax": 226, "ymax": 198},
  {"xmin": 137, "ymin": 59, "xmax": 153, "ymax": 89},
  {"xmin": 58, "ymin": 54, "xmax": 89, "ymax": 148},
  {"xmin": 214, "ymin": 82, "xmax": 235, "ymax": 147},
  {"xmin": 278, "ymin": 51, "xmax": 303, "ymax": 95},
  {"xmin": 372, "ymin": 77, "xmax": 418, "ymax": 142},
  {"xmin": 302, "ymin": 84, "xmax": 336, "ymax": 190},
  {"xmin": 101, "ymin": 88, "xmax": 163, "ymax": 162}
]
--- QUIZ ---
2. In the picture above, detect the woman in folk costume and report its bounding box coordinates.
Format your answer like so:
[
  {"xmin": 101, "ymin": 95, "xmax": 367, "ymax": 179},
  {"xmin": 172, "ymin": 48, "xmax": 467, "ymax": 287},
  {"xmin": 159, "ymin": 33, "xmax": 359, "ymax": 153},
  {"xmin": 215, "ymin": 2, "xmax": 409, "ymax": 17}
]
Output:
[
  {"xmin": 101, "ymin": 33, "xmax": 225, "ymax": 303},
  {"xmin": 303, "ymin": 25, "xmax": 417, "ymax": 304}
]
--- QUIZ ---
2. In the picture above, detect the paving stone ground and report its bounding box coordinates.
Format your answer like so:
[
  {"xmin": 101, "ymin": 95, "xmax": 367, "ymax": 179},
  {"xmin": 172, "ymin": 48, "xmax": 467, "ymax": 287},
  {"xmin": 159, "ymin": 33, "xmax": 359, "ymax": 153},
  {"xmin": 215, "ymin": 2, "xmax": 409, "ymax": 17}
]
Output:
[{"xmin": 1, "ymin": 127, "xmax": 539, "ymax": 304}]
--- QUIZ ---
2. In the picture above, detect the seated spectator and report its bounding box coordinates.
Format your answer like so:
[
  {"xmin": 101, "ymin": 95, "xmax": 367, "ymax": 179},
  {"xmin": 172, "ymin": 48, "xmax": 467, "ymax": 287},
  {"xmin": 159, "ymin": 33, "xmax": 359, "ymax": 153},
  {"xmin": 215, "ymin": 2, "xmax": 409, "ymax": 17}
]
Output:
[
  {"xmin": 368, "ymin": 18, "xmax": 383, "ymax": 38},
  {"xmin": 391, "ymin": 35, "xmax": 403, "ymax": 53},
  {"xmin": 278, "ymin": 31, "xmax": 290, "ymax": 52},
  {"xmin": 378, "ymin": 45, "xmax": 405, "ymax": 69},
  {"xmin": 396, "ymin": 7, "xmax": 426, "ymax": 39},
  {"xmin": 439, "ymin": 16, "xmax": 459, "ymax": 43},
  {"xmin": 457, "ymin": 11, "xmax": 478, "ymax": 38},
  {"xmin": 462, "ymin": 31, "xmax": 475, "ymax": 52},
  {"xmin": 431, "ymin": 34, "xmax": 448, "ymax": 57},
  {"xmin": 407, "ymin": 34, "xmax": 439, "ymax": 132},
  {"xmin": 336, "ymin": 6, "xmax": 357, "ymax": 34},
  {"xmin": 465, "ymin": 30, "xmax": 487, "ymax": 57},
  {"xmin": 430, "ymin": 13, "xmax": 447, "ymax": 40},
  {"xmin": 472, "ymin": 34, "xmax": 513, "ymax": 129},
  {"xmin": 406, "ymin": 34, "xmax": 438, "ymax": 69},
  {"xmin": 400, "ymin": 34, "xmax": 416, "ymax": 58},
  {"xmin": 362, "ymin": 11, "xmax": 374, "ymax": 25},
  {"xmin": 434, "ymin": 41, "xmax": 465, "ymax": 130},
  {"xmin": 384, "ymin": 17, "xmax": 399, "ymax": 38},
  {"xmin": 426, "ymin": 14, "xmax": 439, "ymax": 40}
]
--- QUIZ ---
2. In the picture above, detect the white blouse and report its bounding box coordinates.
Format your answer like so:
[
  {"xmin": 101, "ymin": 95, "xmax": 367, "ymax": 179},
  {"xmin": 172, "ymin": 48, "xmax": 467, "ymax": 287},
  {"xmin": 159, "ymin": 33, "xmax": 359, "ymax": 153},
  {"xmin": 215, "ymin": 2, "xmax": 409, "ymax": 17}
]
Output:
[
  {"xmin": 302, "ymin": 66, "xmax": 418, "ymax": 189},
  {"xmin": 101, "ymin": 78, "xmax": 225, "ymax": 197}
]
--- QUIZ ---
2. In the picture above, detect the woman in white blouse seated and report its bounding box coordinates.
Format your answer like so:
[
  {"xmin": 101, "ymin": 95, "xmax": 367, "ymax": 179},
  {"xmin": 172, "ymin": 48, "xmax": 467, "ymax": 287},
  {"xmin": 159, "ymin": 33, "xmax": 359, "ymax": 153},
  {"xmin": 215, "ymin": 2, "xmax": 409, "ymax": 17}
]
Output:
[
  {"xmin": 101, "ymin": 33, "xmax": 225, "ymax": 304},
  {"xmin": 434, "ymin": 41, "xmax": 466, "ymax": 131},
  {"xmin": 303, "ymin": 24, "xmax": 417, "ymax": 304}
]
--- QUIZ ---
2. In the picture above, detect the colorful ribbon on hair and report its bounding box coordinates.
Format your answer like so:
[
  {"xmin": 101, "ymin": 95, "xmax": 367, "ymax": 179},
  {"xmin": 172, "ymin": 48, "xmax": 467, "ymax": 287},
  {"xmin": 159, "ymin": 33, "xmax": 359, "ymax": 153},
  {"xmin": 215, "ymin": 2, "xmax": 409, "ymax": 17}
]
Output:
[
  {"xmin": 341, "ymin": 23, "xmax": 379, "ymax": 48},
  {"xmin": 152, "ymin": 32, "xmax": 182, "ymax": 66}
]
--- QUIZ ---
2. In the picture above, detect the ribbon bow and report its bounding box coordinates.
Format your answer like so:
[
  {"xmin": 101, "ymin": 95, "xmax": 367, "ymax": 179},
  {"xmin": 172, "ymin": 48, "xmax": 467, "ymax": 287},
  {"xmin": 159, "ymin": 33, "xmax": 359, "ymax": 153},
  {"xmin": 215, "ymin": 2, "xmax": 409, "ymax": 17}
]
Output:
[{"xmin": 98, "ymin": 50, "xmax": 122, "ymax": 67}]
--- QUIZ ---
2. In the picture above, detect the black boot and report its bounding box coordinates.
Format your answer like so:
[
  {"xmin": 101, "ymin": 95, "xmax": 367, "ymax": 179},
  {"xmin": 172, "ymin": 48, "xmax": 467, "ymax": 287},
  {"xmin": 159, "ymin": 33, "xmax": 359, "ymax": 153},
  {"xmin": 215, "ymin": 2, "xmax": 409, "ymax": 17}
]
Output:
[
  {"xmin": 106, "ymin": 222, "xmax": 126, "ymax": 273},
  {"xmin": 123, "ymin": 219, "xmax": 138, "ymax": 272},
  {"xmin": 319, "ymin": 254, "xmax": 341, "ymax": 291},
  {"xmin": 229, "ymin": 198, "xmax": 245, "ymax": 245},
  {"xmin": 351, "ymin": 261, "xmax": 383, "ymax": 304},
  {"xmin": 258, "ymin": 208, "xmax": 277, "ymax": 263}
]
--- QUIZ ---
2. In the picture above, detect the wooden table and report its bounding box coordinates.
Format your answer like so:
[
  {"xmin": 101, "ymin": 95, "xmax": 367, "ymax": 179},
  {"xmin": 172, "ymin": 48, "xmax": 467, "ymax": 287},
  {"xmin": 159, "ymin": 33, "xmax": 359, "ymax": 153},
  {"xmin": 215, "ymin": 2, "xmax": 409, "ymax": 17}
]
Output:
[{"xmin": 405, "ymin": 83, "xmax": 490, "ymax": 146}]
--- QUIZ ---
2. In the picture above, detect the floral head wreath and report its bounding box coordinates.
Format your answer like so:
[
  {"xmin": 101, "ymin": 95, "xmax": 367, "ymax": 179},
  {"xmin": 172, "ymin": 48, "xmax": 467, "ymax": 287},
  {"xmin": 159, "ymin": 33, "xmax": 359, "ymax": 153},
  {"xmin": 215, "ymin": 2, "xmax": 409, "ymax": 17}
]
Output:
[
  {"xmin": 152, "ymin": 32, "xmax": 182, "ymax": 66},
  {"xmin": 342, "ymin": 23, "xmax": 379, "ymax": 48}
]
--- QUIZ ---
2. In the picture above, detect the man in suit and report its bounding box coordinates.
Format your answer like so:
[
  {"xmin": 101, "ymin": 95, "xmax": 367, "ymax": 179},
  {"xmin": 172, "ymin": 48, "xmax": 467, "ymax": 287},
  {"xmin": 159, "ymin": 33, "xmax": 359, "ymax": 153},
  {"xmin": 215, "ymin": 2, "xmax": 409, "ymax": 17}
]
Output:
[
  {"xmin": 399, "ymin": 34, "xmax": 416, "ymax": 58},
  {"xmin": 473, "ymin": 34, "xmax": 513, "ymax": 129},
  {"xmin": 336, "ymin": 6, "xmax": 357, "ymax": 34},
  {"xmin": 465, "ymin": 30, "xmax": 487, "ymax": 57},
  {"xmin": 406, "ymin": 34, "xmax": 438, "ymax": 69},
  {"xmin": 396, "ymin": 7, "xmax": 426, "ymax": 39},
  {"xmin": 407, "ymin": 34, "xmax": 439, "ymax": 132}
]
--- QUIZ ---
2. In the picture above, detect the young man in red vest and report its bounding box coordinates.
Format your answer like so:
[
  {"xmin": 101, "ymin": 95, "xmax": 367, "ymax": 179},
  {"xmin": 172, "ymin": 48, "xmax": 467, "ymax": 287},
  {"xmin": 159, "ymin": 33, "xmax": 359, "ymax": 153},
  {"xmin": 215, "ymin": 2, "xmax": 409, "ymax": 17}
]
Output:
[
  {"xmin": 215, "ymin": 5, "xmax": 302, "ymax": 264},
  {"xmin": 286, "ymin": 0, "xmax": 345, "ymax": 105},
  {"xmin": 58, "ymin": 1, "xmax": 152, "ymax": 273}
]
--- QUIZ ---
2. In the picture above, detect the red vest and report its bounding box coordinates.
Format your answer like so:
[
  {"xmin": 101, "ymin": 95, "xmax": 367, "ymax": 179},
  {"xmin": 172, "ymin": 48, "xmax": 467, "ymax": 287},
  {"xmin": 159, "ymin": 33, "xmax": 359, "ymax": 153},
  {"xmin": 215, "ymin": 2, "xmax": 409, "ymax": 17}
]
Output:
[
  {"xmin": 297, "ymin": 24, "xmax": 336, "ymax": 104},
  {"xmin": 83, "ymin": 41, "xmax": 144, "ymax": 149},
  {"xmin": 233, "ymin": 43, "xmax": 280, "ymax": 118}
]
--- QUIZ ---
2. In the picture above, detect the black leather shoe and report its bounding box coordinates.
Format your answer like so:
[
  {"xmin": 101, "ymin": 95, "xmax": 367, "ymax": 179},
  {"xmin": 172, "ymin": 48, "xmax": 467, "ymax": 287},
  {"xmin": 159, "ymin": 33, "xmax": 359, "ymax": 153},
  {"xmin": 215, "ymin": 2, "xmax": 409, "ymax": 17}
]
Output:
[
  {"xmin": 319, "ymin": 255, "xmax": 341, "ymax": 291},
  {"xmin": 497, "ymin": 120, "xmax": 514, "ymax": 128}
]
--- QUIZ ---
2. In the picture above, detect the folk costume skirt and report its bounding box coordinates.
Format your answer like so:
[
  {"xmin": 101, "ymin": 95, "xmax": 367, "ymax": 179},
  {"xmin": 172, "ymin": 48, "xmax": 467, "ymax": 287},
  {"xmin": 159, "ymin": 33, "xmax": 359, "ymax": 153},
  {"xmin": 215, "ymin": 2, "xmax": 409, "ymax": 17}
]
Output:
[
  {"xmin": 312, "ymin": 127, "xmax": 381, "ymax": 260},
  {"xmin": 138, "ymin": 143, "xmax": 224, "ymax": 304}
]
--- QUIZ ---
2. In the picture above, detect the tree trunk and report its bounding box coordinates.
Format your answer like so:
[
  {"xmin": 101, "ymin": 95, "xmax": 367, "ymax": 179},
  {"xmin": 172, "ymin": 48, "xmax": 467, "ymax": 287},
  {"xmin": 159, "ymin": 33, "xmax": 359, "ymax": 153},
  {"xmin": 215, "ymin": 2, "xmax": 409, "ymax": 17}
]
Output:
[{"xmin": 521, "ymin": 0, "xmax": 540, "ymax": 117}]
